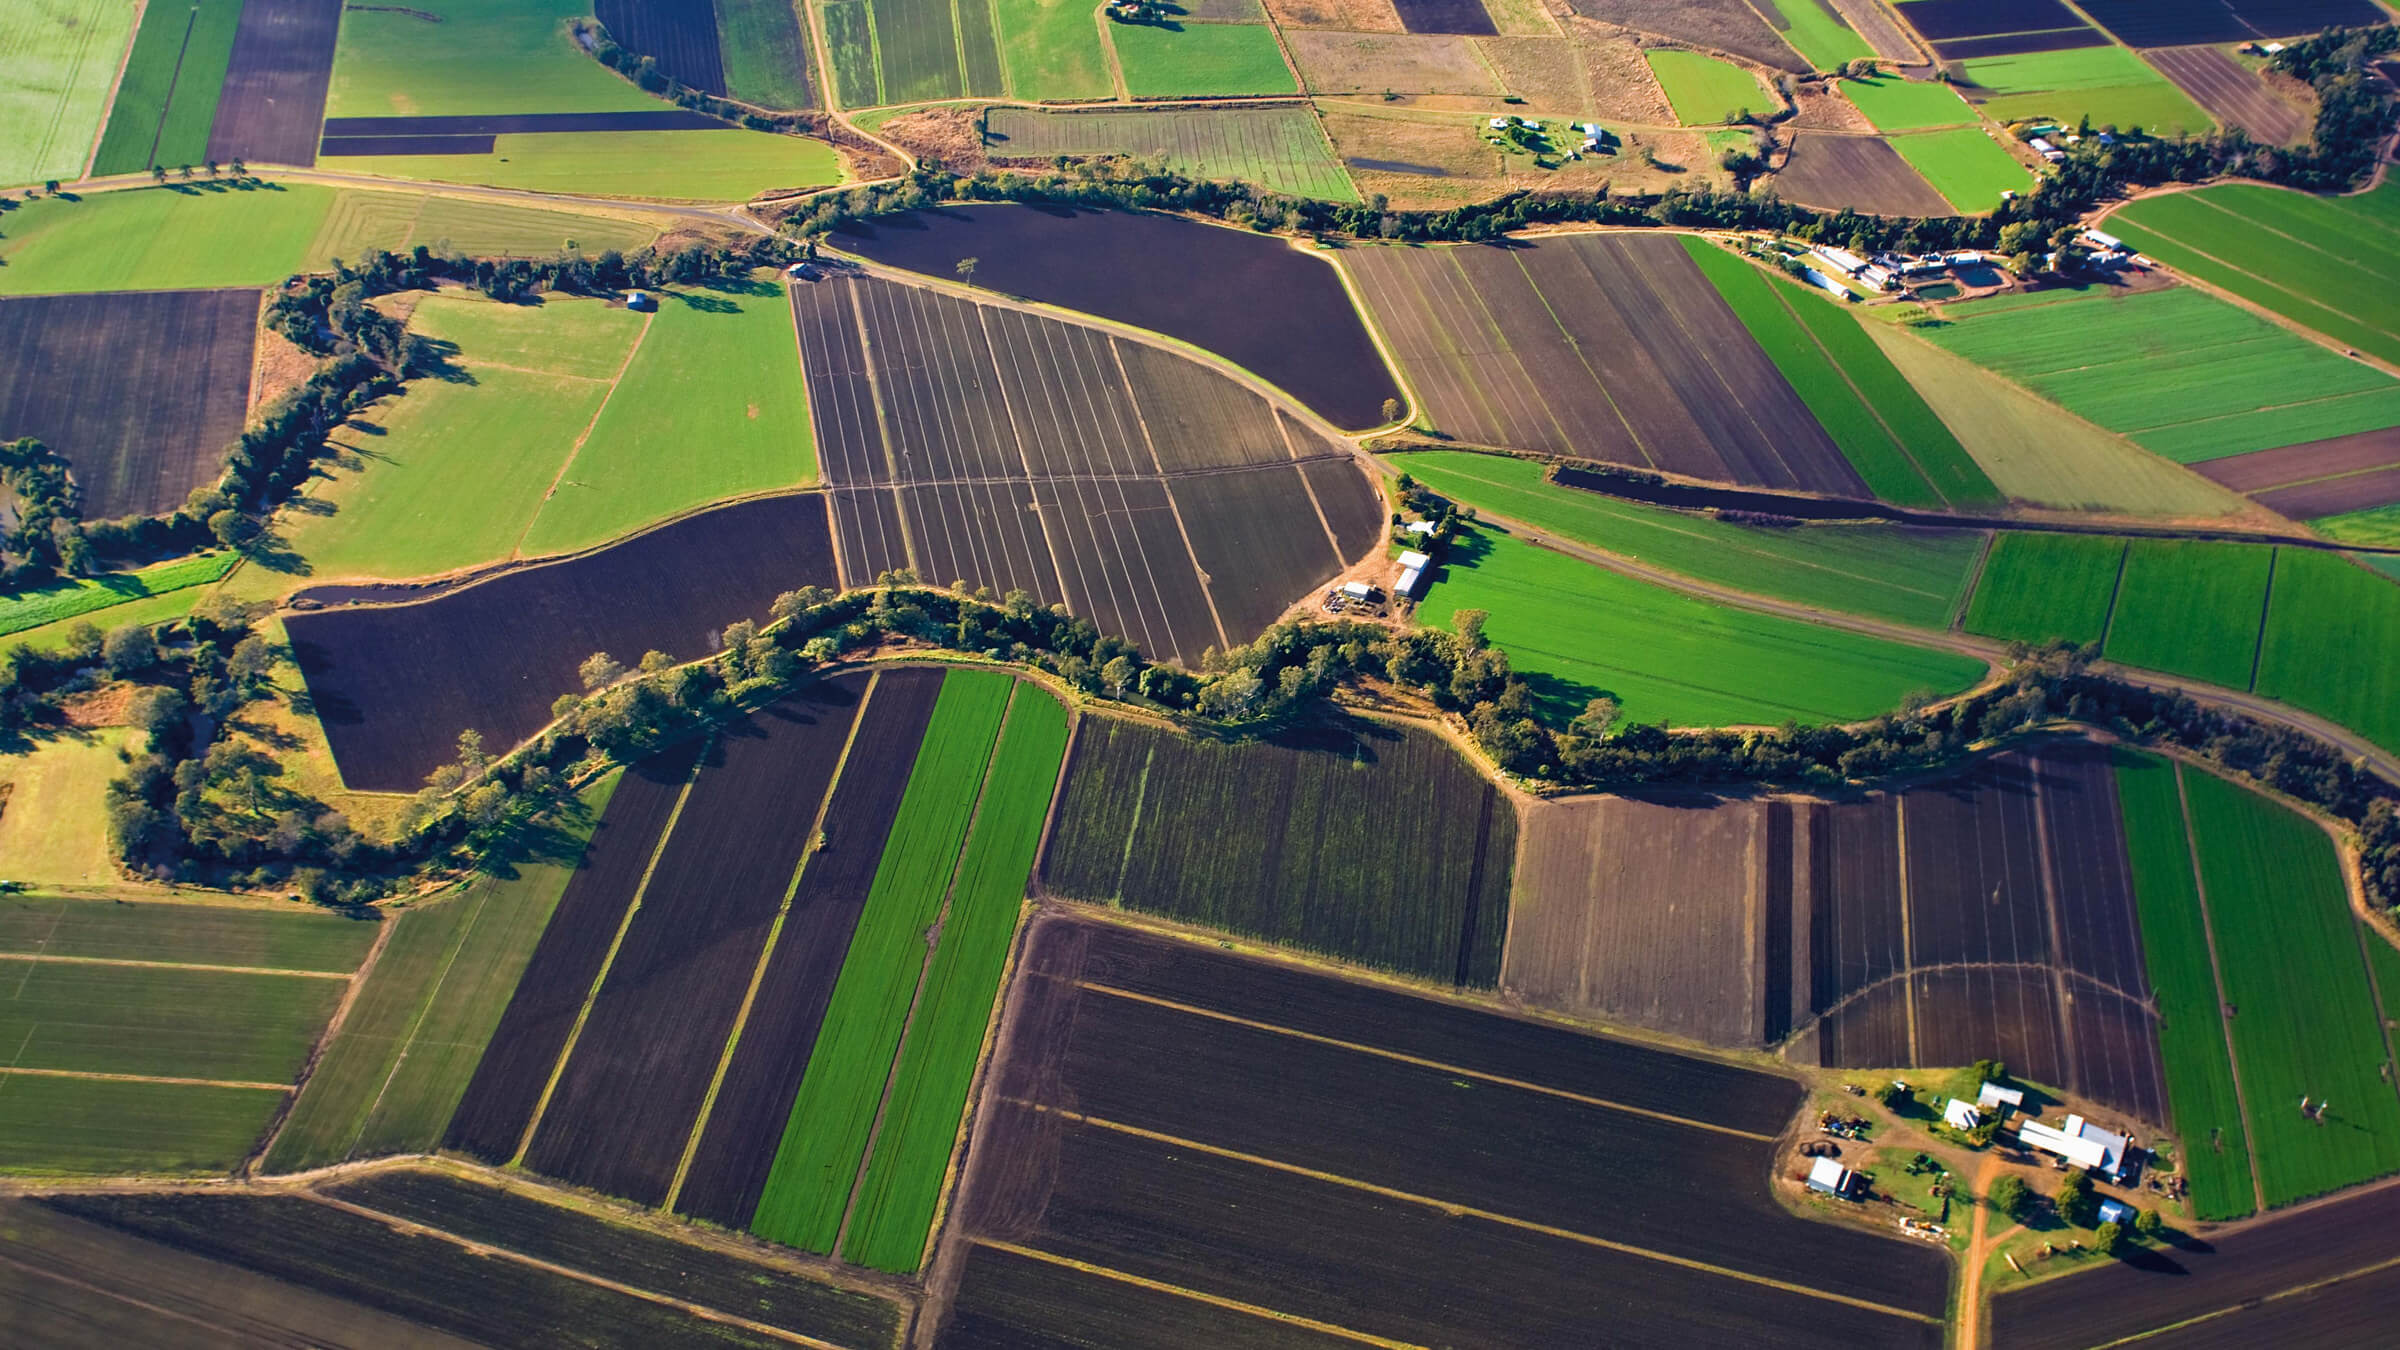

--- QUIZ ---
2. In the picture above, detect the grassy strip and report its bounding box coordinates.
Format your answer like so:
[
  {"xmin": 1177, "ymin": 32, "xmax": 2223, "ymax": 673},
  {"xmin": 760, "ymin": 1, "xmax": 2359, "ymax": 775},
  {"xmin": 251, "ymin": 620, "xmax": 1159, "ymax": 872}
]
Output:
[
  {"xmin": 1386, "ymin": 450, "xmax": 1982, "ymax": 630},
  {"xmin": 749, "ymin": 670, "xmax": 1015, "ymax": 1252},
  {"xmin": 2101, "ymin": 539, "xmax": 2271, "ymax": 691},
  {"xmin": 2254, "ymin": 548, "xmax": 2400, "ymax": 758},
  {"xmin": 2111, "ymin": 749, "xmax": 2255, "ymax": 1220},
  {"xmin": 1682, "ymin": 239, "xmax": 1944, "ymax": 507},
  {"xmin": 2184, "ymin": 769, "xmax": 2400, "ymax": 1207},
  {"xmin": 843, "ymin": 688, "xmax": 1069, "ymax": 1272},
  {"xmin": 1775, "ymin": 277, "xmax": 2000, "ymax": 507},
  {"xmin": 0, "ymin": 895, "xmax": 377, "ymax": 970},
  {"xmin": 1961, "ymin": 533, "xmax": 2125, "ymax": 646},
  {"xmin": 0, "ymin": 551, "xmax": 235, "ymax": 637}
]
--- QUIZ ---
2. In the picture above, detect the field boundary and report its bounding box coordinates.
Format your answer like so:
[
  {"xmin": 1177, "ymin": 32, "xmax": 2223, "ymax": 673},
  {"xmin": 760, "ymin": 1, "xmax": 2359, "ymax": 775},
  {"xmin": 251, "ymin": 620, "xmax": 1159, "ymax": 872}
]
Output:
[
  {"xmin": 0, "ymin": 952, "xmax": 350, "ymax": 979},
  {"xmin": 1952, "ymin": 530, "xmax": 1996, "ymax": 630},
  {"xmin": 0, "ymin": 1065, "xmax": 291, "ymax": 1092},
  {"xmin": 1894, "ymin": 794, "xmax": 1921, "ymax": 1064},
  {"xmin": 2174, "ymin": 759, "xmax": 2270, "ymax": 1215}
]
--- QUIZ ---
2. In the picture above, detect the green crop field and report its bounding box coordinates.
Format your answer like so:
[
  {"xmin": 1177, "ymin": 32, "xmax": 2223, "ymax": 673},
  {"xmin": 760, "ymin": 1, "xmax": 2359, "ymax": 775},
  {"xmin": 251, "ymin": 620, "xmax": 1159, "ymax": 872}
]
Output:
[
  {"xmin": 2367, "ymin": 930, "xmax": 2400, "ymax": 1046},
  {"xmin": 2316, "ymin": 503, "xmax": 2400, "ymax": 548},
  {"xmin": 1386, "ymin": 451, "xmax": 1983, "ymax": 629},
  {"xmin": 1756, "ymin": 0, "xmax": 1867, "ymax": 71},
  {"xmin": 1113, "ymin": 22, "xmax": 1298, "ymax": 99},
  {"xmin": 2108, "ymin": 184, "xmax": 2400, "ymax": 372},
  {"xmin": 1687, "ymin": 241, "xmax": 1995, "ymax": 508},
  {"xmin": 2101, "ymin": 540, "xmax": 2271, "ymax": 690},
  {"xmin": 266, "ymin": 775, "xmax": 618, "ymax": 1171},
  {"xmin": 718, "ymin": 0, "xmax": 817, "ymax": 109},
  {"xmin": 1416, "ymin": 527, "xmax": 1986, "ymax": 728},
  {"xmin": 992, "ymin": 0, "xmax": 1114, "ymax": 100},
  {"xmin": 0, "ymin": 0, "xmax": 136, "ymax": 185},
  {"xmin": 843, "ymin": 689, "xmax": 1068, "ymax": 1274},
  {"xmin": 750, "ymin": 671, "xmax": 1014, "ymax": 1252},
  {"xmin": 1646, "ymin": 49, "xmax": 1773, "ymax": 125},
  {"xmin": 343, "ymin": 129, "xmax": 843, "ymax": 202},
  {"xmin": 0, "ymin": 1076, "xmax": 283, "ymax": 1176},
  {"xmin": 984, "ymin": 105, "xmax": 1355, "ymax": 200},
  {"xmin": 0, "ymin": 551, "xmax": 234, "ymax": 638},
  {"xmin": 304, "ymin": 189, "xmax": 660, "ymax": 268},
  {"xmin": 409, "ymin": 290, "xmax": 648, "ymax": 381},
  {"xmin": 819, "ymin": 0, "xmax": 878, "ymax": 107},
  {"xmin": 2184, "ymin": 769, "xmax": 2400, "ymax": 1207},
  {"xmin": 2254, "ymin": 549, "xmax": 2400, "ymax": 757},
  {"xmin": 518, "ymin": 280, "xmax": 816, "ymax": 556},
  {"xmin": 329, "ymin": 0, "xmax": 660, "ymax": 118},
  {"xmin": 0, "ymin": 896, "xmax": 377, "ymax": 971},
  {"xmin": 1961, "ymin": 533, "xmax": 2124, "ymax": 646},
  {"xmin": 1962, "ymin": 46, "xmax": 2210, "ymax": 136},
  {"xmin": 1923, "ymin": 286, "xmax": 2400, "ymax": 463},
  {"xmin": 0, "ymin": 183, "xmax": 337, "ymax": 295},
  {"xmin": 1890, "ymin": 127, "xmax": 2031, "ymax": 213},
  {"xmin": 1838, "ymin": 72, "xmax": 1974, "ymax": 131},
  {"xmin": 821, "ymin": 0, "xmax": 1007, "ymax": 106},
  {"xmin": 2110, "ymin": 749, "xmax": 2255, "ymax": 1220},
  {"xmin": 1, "ymin": 592, "xmax": 207, "ymax": 658},
  {"xmin": 0, "ymin": 961, "xmax": 345, "ymax": 1084},
  {"xmin": 91, "ymin": 0, "xmax": 243, "ymax": 177}
]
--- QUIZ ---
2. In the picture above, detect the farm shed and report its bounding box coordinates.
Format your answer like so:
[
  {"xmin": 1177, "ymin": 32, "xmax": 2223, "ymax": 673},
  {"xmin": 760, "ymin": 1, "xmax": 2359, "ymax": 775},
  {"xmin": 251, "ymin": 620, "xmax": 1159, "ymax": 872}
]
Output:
[
  {"xmin": 1806, "ymin": 1156, "xmax": 1857, "ymax": 1198},
  {"xmin": 2097, "ymin": 1198, "xmax": 2135, "ymax": 1226},
  {"xmin": 2017, "ymin": 1114, "xmax": 2132, "ymax": 1180},
  {"xmin": 1977, "ymin": 1081, "xmax": 2025, "ymax": 1112},
  {"xmin": 626, "ymin": 290, "xmax": 656, "ymax": 311},
  {"xmin": 1395, "ymin": 566, "xmax": 1423, "ymax": 598},
  {"xmin": 1943, "ymin": 1098, "xmax": 1982, "ymax": 1131},
  {"xmin": 1342, "ymin": 580, "xmax": 1374, "ymax": 599}
]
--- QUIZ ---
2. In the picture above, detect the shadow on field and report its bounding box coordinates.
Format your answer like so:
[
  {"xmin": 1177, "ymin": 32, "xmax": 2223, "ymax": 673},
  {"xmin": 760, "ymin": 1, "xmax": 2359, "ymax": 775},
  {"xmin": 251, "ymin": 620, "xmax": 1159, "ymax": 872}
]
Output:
[
  {"xmin": 472, "ymin": 787, "xmax": 607, "ymax": 881},
  {"xmin": 668, "ymin": 277, "xmax": 776, "ymax": 314},
  {"xmin": 411, "ymin": 337, "xmax": 470, "ymax": 384}
]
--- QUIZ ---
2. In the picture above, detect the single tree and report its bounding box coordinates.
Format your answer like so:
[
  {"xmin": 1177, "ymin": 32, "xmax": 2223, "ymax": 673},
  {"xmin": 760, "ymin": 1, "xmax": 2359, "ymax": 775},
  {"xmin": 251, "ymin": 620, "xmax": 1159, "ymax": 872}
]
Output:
[
  {"xmin": 151, "ymin": 165, "xmax": 167, "ymax": 184},
  {"xmin": 2093, "ymin": 1220, "xmax": 2124, "ymax": 1254},
  {"xmin": 579, "ymin": 651, "xmax": 627, "ymax": 690},
  {"xmin": 1381, "ymin": 396, "xmax": 1404, "ymax": 423},
  {"xmin": 43, "ymin": 179, "xmax": 59, "ymax": 196},
  {"xmin": 2134, "ymin": 1208, "xmax": 2165, "ymax": 1241},
  {"xmin": 956, "ymin": 256, "xmax": 979, "ymax": 286},
  {"xmin": 103, "ymin": 624, "xmax": 158, "ymax": 677},
  {"xmin": 2055, "ymin": 1169, "xmax": 2095, "ymax": 1227},
  {"xmin": 1987, "ymin": 1174, "xmax": 2029, "ymax": 1221}
]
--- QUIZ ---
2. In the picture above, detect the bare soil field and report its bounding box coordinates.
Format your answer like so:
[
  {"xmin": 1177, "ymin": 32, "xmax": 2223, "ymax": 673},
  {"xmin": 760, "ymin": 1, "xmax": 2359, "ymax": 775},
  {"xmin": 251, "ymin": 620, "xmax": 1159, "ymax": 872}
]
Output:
[
  {"xmin": 285, "ymin": 492, "xmax": 839, "ymax": 792},
  {"xmin": 1566, "ymin": 0, "xmax": 1803, "ymax": 70},
  {"xmin": 1828, "ymin": 0, "xmax": 1921, "ymax": 60},
  {"xmin": 926, "ymin": 913, "xmax": 1948, "ymax": 1347},
  {"xmin": 1893, "ymin": 0, "xmax": 2081, "ymax": 40},
  {"xmin": 2077, "ymin": 0, "xmax": 2385, "ymax": 47},
  {"xmin": 595, "ymin": 0, "xmax": 729, "ymax": 95},
  {"xmin": 2196, "ymin": 426, "xmax": 2400, "ymax": 518},
  {"xmin": 1264, "ymin": 0, "xmax": 1408, "ymax": 30},
  {"xmin": 791, "ymin": 274, "xmax": 1373, "ymax": 666},
  {"xmin": 1774, "ymin": 132, "xmax": 1952, "ymax": 216},
  {"xmin": 2147, "ymin": 45, "xmax": 2307, "ymax": 145},
  {"xmin": 1390, "ymin": 0, "xmax": 1499, "ymax": 35},
  {"xmin": 444, "ymin": 739, "xmax": 705, "ymax": 1163},
  {"xmin": 1931, "ymin": 28, "xmax": 2108, "ymax": 59},
  {"xmin": 1289, "ymin": 31, "xmax": 1505, "ymax": 93},
  {"xmin": 677, "ymin": 668, "xmax": 942, "ymax": 1229},
  {"xmin": 0, "ymin": 288, "xmax": 258, "ymax": 519},
  {"xmin": 2256, "ymin": 467, "xmax": 2400, "ymax": 520},
  {"xmin": 1345, "ymin": 232, "xmax": 1870, "ymax": 493},
  {"xmin": 1992, "ymin": 1180, "xmax": 2400, "ymax": 1349},
  {"xmin": 207, "ymin": 0, "xmax": 342, "ymax": 167},
  {"xmin": 524, "ymin": 683, "xmax": 869, "ymax": 1207}
]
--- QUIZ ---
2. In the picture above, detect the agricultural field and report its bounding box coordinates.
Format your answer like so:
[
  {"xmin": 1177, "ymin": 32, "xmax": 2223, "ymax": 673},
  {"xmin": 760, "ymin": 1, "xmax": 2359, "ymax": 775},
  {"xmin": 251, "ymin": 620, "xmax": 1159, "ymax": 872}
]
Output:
[
  {"xmin": 2196, "ymin": 426, "xmax": 2400, "ymax": 520},
  {"xmin": 1565, "ymin": 0, "xmax": 1804, "ymax": 72},
  {"xmin": 329, "ymin": 0, "xmax": 661, "ymax": 119},
  {"xmin": 1961, "ymin": 531, "xmax": 2125, "ymax": 645},
  {"xmin": 984, "ymin": 104, "xmax": 1357, "ymax": 200},
  {"xmin": 0, "ymin": 0, "xmax": 137, "ymax": 186},
  {"xmin": 1839, "ymin": 70, "xmax": 1976, "ymax": 131},
  {"xmin": 1114, "ymin": 21, "xmax": 1299, "ymax": 98},
  {"xmin": 1414, "ymin": 525, "xmax": 1986, "ymax": 729},
  {"xmin": 2107, "ymin": 182, "xmax": 2400, "ymax": 372},
  {"xmin": 1758, "ymin": 0, "xmax": 1869, "ymax": 70},
  {"xmin": 1772, "ymin": 132, "xmax": 1953, "ymax": 217},
  {"xmin": 816, "ymin": 0, "xmax": 1007, "ymax": 106},
  {"xmin": 1387, "ymin": 450, "xmax": 1985, "ymax": 629},
  {"xmin": 594, "ymin": 0, "xmax": 728, "ymax": 94},
  {"xmin": 1347, "ymin": 233, "xmax": 1874, "ymax": 492},
  {"xmin": 342, "ymin": 128, "xmax": 845, "ymax": 202},
  {"xmin": 0, "ymin": 182, "xmax": 340, "ymax": 294},
  {"xmin": 1889, "ymin": 126, "xmax": 2032, "ymax": 212},
  {"xmin": 0, "ymin": 553, "xmax": 232, "ymax": 643},
  {"xmin": 1893, "ymin": 0, "xmax": 2109, "ymax": 61},
  {"xmin": 1922, "ymin": 284, "xmax": 2400, "ymax": 464},
  {"xmin": 834, "ymin": 204, "xmax": 1398, "ymax": 428},
  {"xmin": 2145, "ymin": 44, "xmax": 2309, "ymax": 146},
  {"xmin": 205, "ymin": 0, "xmax": 343, "ymax": 167},
  {"xmin": 989, "ymin": 0, "xmax": 1111, "ymax": 101},
  {"xmin": 2254, "ymin": 547, "xmax": 2400, "ymax": 757},
  {"xmin": 1958, "ymin": 44, "xmax": 2211, "ymax": 134},
  {"xmin": 1688, "ymin": 240, "xmax": 2000, "ymax": 508},
  {"xmin": 716, "ymin": 0, "xmax": 818, "ymax": 108},
  {"xmin": 1041, "ymin": 712, "xmax": 1515, "ymax": 984},
  {"xmin": 1646, "ymin": 49, "xmax": 1773, "ymax": 125},
  {"xmin": 927, "ymin": 913, "xmax": 1950, "ymax": 1347},
  {"xmin": 91, "ymin": 0, "xmax": 244, "ymax": 177},
  {"xmin": 2073, "ymin": 0, "xmax": 2385, "ymax": 48},
  {"xmin": 2100, "ymin": 538, "xmax": 2273, "ymax": 690},
  {"xmin": 304, "ymin": 188, "xmax": 660, "ymax": 260}
]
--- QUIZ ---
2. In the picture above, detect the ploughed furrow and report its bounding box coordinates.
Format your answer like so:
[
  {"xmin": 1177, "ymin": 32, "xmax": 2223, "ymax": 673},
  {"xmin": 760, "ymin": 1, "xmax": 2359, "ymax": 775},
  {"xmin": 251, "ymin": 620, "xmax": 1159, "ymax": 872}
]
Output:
[{"xmin": 523, "ymin": 681, "xmax": 867, "ymax": 1205}]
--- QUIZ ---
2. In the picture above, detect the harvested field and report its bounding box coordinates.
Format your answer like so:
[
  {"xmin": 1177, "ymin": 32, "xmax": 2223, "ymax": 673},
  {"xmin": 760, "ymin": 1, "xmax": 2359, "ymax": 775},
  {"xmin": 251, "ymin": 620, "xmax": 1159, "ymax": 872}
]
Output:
[
  {"xmin": 285, "ymin": 492, "xmax": 839, "ymax": 791},
  {"xmin": 1773, "ymin": 132, "xmax": 1952, "ymax": 216},
  {"xmin": 1991, "ymin": 1147, "xmax": 2400, "ymax": 1349},
  {"xmin": 983, "ymin": 105, "xmax": 1356, "ymax": 201},
  {"xmin": 206, "ymin": 0, "xmax": 341, "ymax": 168},
  {"xmin": 1930, "ymin": 28, "xmax": 2109, "ymax": 59},
  {"xmin": 834, "ymin": 205, "xmax": 1398, "ymax": 429},
  {"xmin": 676, "ymin": 668, "xmax": 940, "ymax": 1229},
  {"xmin": 1346, "ymin": 233, "xmax": 1868, "ymax": 492},
  {"xmin": 1266, "ymin": 0, "xmax": 1405, "ymax": 28},
  {"xmin": 443, "ymin": 740, "xmax": 704, "ymax": 1163},
  {"xmin": 595, "ymin": 0, "xmax": 728, "ymax": 95},
  {"xmin": 41, "ymin": 1192, "xmax": 791, "ymax": 1350},
  {"xmin": 0, "ymin": 288, "xmax": 257, "ymax": 519},
  {"xmin": 928, "ymin": 913, "xmax": 1947, "ymax": 1347},
  {"xmin": 1390, "ymin": 0, "xmax": 1498, "ymax": 34},
  {"xmin": 2075, "ymin": 0, "xmax": 2383, "ymax": 48},
  {"xmin": 1894, "ymin": 0, "xmax": 2082, "ymax": 39},
  {"xmin": 791, "ymin": 273, "xmax": 1373, "ymax": 664},
  {"xmin": 327, "ymin": 1169, "xmax": 904, "ymax": 1347},
  {"xmin": 1042, "ymin": 713, "xmax": 1515, "ymax": 984},
  {"xmin": 2198, "ymin": 427, "xmax": 2400, "ymax": 497},
  {"xmin": 1289, "ymin": 32, "xmax": 1503, "ymax": 95},
  {"xmin": 2145, "ymin": 44, "xmax": 2307, "ymax": 144},
  {"xmin": 1564, "ymin": 0, "xmax": 1803, "ymax": 71},
  {"xmin": 524, "ymin": 684, "xmax": 869, "ymax": 1207}
]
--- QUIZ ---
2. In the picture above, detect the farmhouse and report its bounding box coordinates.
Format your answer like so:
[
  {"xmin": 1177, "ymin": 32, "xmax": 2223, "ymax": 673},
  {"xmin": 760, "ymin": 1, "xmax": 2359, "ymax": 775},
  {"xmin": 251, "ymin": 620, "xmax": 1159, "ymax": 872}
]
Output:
[
  {"xmin": 2016, "ymin": 1113, "xmax": 2134, "ymax": 1181},
  {"xmin": 1806, "ymin": 1156, "xmax": 1859, "ymax": 1198}
]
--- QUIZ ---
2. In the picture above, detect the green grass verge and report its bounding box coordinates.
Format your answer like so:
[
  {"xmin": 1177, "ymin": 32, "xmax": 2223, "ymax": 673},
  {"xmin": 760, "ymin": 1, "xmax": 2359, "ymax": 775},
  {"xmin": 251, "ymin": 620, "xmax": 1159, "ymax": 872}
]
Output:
[
  {"xmin": 0, "ymin": 962, "xmax": 344, "ymax": 1083},
  {"xmin": 0, "ymin": 1076, "xmax": 282, "ymax": 1176},
  {"xmin": 2110, "ymin": 749, "xmax": 2255, "ymax": 1221},
  {"xmin": 842, "ymin": 688, "xmax": 1068, "ymax": 1273},
  {"xmin": 1386, "ymin": 450, "xmax": 1983, "ymax": 629},
  {"xmin": 91, "ymin": 0, "xmax": 245, "ymax": 176},
  {"xmin": 993, "ymin": 0, "xmax": 1115, "ymax": 100},
  {"xmin": 519, "ymin": 279, "xmax": 816, "ymax": 556},
  {"xmin": 0, "ymin": 895, "xmax": 377, "ymax": 971},
  {"xmin": 0, "ymin": 551, "xmax": 235, "ymax": 638},
  {"xmin": 0, "ymin": 183, "xmax": 337, "ymax": 295},
  {"xmin": 329, "ymin": 0, "xmax": 659, "ymax": 118},
  {"xmin": 1756, "ymin": 0, "xmax": 1868, "ymax": 70},
  {"xmin": 0, "ymin": 0, "xmax": 137, "ymax": 185},
  {"xmin": 2101, "ymin": 539, "xmax": 2270, "ymax": 691},
  {"xmin": 1646, "ymin": 49, "xmax": 1773, "ymax": 125},
  {"xmin": 1838, "ymin": 72, "xmax": 1974, "ymax": 131},
  {"xmin": 1111, "ymin": 22, "xmax": 1298, "ymax": 98},
  {"xmin": 2254, "ymin": 548, "xmax": 2400, "ymax": 758},
  {"xmin": 1415, "ymin": 526, "xmax": 1986, "ymax": 728},
  {"xmin": 2184, "ymin": 769, "xmax": 2400, "ymax": 1208},
  {"xmin": 1889, "ymin": 126, "xmax": 2031, "ymax": 213},
  {"xmin": 338, "ymin": 128, "xmax": 842, "ymax": 202},
  {"xmin": 717, "ymin": 0, "xmax": 818, "ymax": 109},
  {"xmin": 1961, "ymin": 532, "xmax": 2124, "ymax": 646},
  {"xmin": 2365, "ymin": 928, "xmax": 2400, "ymax": 1050},
  {"xmin": 750, "ymin": 670, "xmax": 1015, "ymax": 1252}
]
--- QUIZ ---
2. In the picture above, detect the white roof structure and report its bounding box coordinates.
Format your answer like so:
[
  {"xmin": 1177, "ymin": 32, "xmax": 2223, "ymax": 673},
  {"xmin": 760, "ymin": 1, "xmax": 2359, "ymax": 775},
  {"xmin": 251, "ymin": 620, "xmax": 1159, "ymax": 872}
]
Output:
[
  {"xmin": 1406, "ymin": 519, "xmax": 1437, "ymax": 536},
  {"xmin": 1397, "ymin": 550, "xmax": 1432, "ymax": 571},
  {"xmin": 1978, "ymin": 1081, "xmax": 2025, "ymax": 1110},
  {"xmin": 1944, "ymin": 1099, "xmax": 1982, "ymax": 1131},
  {"xmin": 2029, "ymin": 137, "xmax": 2055, "ymax": 153},
  {"xmin": 2083, "ymin": 229, "xmax": 2124, "ymax": 251},
  {"xmin": 1341, "ymin": 580, "xmax": 1374, "ymax": 598},
  {"xmin": 2018, "ymin": 1113, "xmax": 2131, "ymax": 1177},
  {"xmin": 1817, "ymin": 246, "xmax": 1868, "ymax": 274},
  {"xmin": 2097, "ymin": 1198, "xmax": 2135, "ymax": 1226},
  {"xmin": 1395, "ymin": 566, "xmax": 1423, "ymax": 598},
  {"xmin": 1948, "ymin": 251, "xmax": 1983, "ymax": 265},
  {"xmin": 1489, "ymin": 117, "xmax": 1511, "ymax": 130},
  {"xmin": 1806, "ymin": 1156, "xmax": 1853, "ymax": 1196}
]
